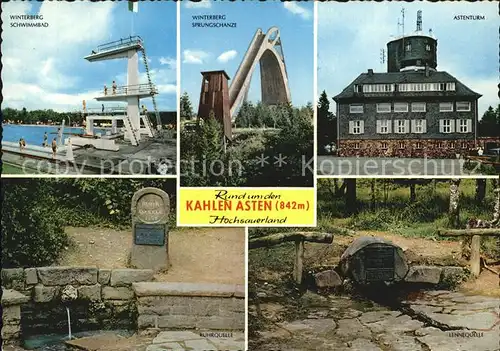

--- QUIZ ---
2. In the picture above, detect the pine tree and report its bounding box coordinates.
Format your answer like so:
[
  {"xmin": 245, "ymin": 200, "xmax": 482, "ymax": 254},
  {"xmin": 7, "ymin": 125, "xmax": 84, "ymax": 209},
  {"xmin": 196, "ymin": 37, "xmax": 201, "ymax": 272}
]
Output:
[{"xmin": 180, "ymin": 92, "xmax": 194, "ymax": 120}]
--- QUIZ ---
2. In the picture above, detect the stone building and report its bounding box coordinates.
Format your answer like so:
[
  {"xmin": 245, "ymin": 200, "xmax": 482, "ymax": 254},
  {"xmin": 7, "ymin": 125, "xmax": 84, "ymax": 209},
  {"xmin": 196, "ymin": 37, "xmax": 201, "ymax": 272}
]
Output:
[{"xmin": 334, "ymin": 12, "xmax": 482, "ymax": 158}]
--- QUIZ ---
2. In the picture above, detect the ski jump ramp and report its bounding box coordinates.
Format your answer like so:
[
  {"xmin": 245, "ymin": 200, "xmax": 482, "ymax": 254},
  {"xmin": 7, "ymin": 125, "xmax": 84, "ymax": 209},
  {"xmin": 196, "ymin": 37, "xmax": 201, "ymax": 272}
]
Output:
[{"xmin": 228, "ymin": 27, "xmax": 291, "ymax": 116}]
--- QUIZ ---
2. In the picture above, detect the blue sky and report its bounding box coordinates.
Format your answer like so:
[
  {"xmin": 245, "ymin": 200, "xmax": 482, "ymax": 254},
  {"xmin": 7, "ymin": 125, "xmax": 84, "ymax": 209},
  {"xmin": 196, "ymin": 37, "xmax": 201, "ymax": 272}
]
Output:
[
  {"xmin": 181, "ymin": 1, "xmax": 313, "ymax": 110},
  {"xmin": 1, "ymin": 1, "xmax": 176, "ymax": 112},
  {"xmin": 318, "ymin": 2, "xmax": 498, "ymax": 118}
]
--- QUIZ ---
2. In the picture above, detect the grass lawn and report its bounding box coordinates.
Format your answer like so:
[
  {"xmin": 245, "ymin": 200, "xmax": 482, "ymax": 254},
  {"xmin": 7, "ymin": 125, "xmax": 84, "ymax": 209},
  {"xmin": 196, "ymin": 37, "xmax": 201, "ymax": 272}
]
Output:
[{"xmin": 2, "ymin": 162, "xmax": 43, "ymax": 175}]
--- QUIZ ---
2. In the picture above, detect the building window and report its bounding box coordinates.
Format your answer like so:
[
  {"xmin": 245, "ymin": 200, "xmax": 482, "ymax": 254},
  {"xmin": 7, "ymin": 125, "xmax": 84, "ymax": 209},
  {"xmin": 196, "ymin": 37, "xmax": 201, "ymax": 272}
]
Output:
[
  {"xmin": 363, "ymin": 84, "xmax": 395, "ymax": 93},
  {"xmin": 446, "ymin": 82, "xmax": 456, "ymax": 91},
  {"xmin": 399, "ymin": 142, "xmax": 405, "ymax": 149},
  {"xmin": 456, "ymin": 101, "xmax": 471, "ymax": 112},
  {"xmin": 394, "ymin": 102, "xmax": 409, "ymax": 112},
  {"xmin": 461, "ymin": 142, "xmax": 467, "ymax": 148},
  {"xmin": 354, "ymin": 85, "xmax": 362, "ymax": 93},
  {"xmin": 349, "ymin": 104, "xmax": 364, "ymax": 113},
  {"xmin": 349, "ymin": 120, "xmax": 364, "ymax": 134},
  {"xmin": 376, "ymin": 103, "xmax": 391, "ymax": 113},
  {"xmin": 426, "ymin": 44, "xmax": 431, "ymax": 51},
  {"xmin": 439, "ymin": 83, "xmax": 446, "ymax": 91},
  {"xmin": 377, "ymin": 119, "xmax": 390, "ymax": 134},
  {"xmin": 406, "ymin": 43, "xmax": 411, "ymax": 51},
  {"xmin": 416, "ymin": 142, "xmax": 422, "ymax": 149},
  {"xmin": 437, "ymin": 142, "xmax": 444, "ymax": 148},
  {"xmin": 450, "ymin": 142, "xmax": 455, "ymax": 148},
  {"xmin": 414, "ymin": 119, "xmax": 425, "ymax": 133},
  {"xmin": 439, "ymin": 102, "xmax": 453, "ymax": 112},
  {"xmin": 457, "ymin": 119, "xmax": 472, "ymax": 133},
  {"xmin": 395, "ymin": 119, "xmax": 407, "ymax": 133},
  {"xmin": 354, "ymin": 142, "xmax": 360, "ymax": 149},
  {"xmin": 440, "ymin": 119, "xmax": 453, "ymax": 133},
  {"xmin": 411, "ymin": 102, "xmax": 426, "ymax": 112},
  {"xmin": 381, "ymin": 142, "xmax": 388, "ymax": 149}
]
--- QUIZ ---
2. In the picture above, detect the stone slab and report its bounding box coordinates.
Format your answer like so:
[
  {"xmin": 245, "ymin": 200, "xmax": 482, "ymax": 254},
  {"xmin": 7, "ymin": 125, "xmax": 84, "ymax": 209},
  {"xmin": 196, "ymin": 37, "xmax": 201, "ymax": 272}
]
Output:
[
  {"xmin": 98, "ymin": 269, "xmax": 111, "ymax": 285},
  {"xmin": 405, "ymin": 266, "xmax": 442, "ymax": 284},
  {"xmin": 78, "ymin": 284, "xmax": 101, "ymax": 301},
  {"xmin": 110, "ymin": 269, "xmax": 154, "ymax": 287},
  {"xmin": 314, "ymin": 270, "xmax": 342, "ymax": 288},
  {"xmin": 37, "ymin": 267, "xmax": 98, "ymax": 286},
  {"xmin": 34, "ymin": 285, "xmax": 59, "ymax": 303},
  {"xmin": 25, "ymin": 268, "xmax": 38, "ymax": 285},
  {"xmin": 133, "ymin": 282, "xmax": 242, "ymax": 298},
  {"xmin": 146, "ymin": 343, "xmax": 184, "ymax": 351},
  {"xmin": 102, "ymin": 287, "xmax": 134, "ymax": 300},
  {"xmin": 130, "ymin": 245, "xmax": 169, "ymax": 272},
  {"xmin": 1, "ymin": 289, "xmax": 29, "ymax": 306},
  {"xmin": 152, "ymin": 331, "xmax": 202, "ymax": 343}
]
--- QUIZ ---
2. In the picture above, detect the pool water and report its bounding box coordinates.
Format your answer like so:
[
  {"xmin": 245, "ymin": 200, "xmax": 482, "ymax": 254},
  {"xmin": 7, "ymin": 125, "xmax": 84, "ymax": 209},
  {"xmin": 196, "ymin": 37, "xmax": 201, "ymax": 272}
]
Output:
[
  {"xmin": 1, "ymin": 125, "xmax": 106, "ymax": 147},
  {"xmin": 23, "ymin": 329, "xmax": 134, "ymax": 350}
]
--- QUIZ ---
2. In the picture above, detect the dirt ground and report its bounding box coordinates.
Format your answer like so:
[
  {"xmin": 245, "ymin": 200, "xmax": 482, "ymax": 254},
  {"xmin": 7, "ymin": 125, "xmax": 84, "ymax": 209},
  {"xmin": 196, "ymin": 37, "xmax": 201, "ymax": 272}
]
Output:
[
  {"xmin": 59, "ymin": 226, "xmax": 245, "ymax": 285},
  {"xmin": 255, "ymin": 230, "xmax": 500, "ymax": 296}
]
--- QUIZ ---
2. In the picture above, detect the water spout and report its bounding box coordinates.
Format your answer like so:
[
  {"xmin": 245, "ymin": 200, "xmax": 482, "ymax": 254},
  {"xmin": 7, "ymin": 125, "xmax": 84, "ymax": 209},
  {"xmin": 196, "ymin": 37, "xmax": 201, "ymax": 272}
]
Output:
[{"xmin": 66, "ymin": 306, "xmax": 72, "ymax": 340}]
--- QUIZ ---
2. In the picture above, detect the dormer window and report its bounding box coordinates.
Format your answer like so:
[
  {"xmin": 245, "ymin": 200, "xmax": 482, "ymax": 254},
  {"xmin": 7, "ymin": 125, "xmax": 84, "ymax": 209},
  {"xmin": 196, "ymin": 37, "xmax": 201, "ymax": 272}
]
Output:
[
  {"xmin": 405, "ymin": 43, "xmax": 411, "ymax": 52},
  {"xmin": 426, "ymin": 44, "xmax": 431, "ymax": 51}
]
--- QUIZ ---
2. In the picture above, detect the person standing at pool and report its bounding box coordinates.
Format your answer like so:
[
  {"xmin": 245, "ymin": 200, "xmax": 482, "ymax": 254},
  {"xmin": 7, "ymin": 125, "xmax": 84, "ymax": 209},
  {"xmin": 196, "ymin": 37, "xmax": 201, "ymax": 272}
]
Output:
[
  {"xmin": 43, "ymin": 132, "xmax": 48, "ymax": 147},
  {"xmin": 112, "ymin": 80, "xmax": 117, "ymax": 95},
  {"xmin": 141, "ymin": 105, "xmax": 148, "ymax": 115},
  {"xmin": 102, "ymin": 104, "xmax": 105, "ymax": 113},
  {"xmin": 104, "ymin": 84, "xmax": 108, "ymax": 96},
  {"xmin": 51, "ymin": 138, "xmax": 57, "ymax": 159}
]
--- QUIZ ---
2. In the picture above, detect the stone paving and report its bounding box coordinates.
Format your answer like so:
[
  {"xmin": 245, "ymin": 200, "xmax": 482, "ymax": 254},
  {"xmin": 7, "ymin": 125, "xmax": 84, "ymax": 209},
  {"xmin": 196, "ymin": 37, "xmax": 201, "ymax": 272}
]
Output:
[
  {"xmin": 145, "ymin": 330, "xmax": 245, "ymax": 351},
  {"xmin": 251, "ymin": 290, "xmax": 500, "ymax": 351}
]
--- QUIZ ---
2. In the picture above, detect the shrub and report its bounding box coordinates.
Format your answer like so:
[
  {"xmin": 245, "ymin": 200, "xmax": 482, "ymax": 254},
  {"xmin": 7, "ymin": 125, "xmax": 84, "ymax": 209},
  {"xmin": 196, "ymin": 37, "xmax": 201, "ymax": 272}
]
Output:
[{"xmin": 1, "ymin": 180, "xmax": 69, "ymax": 268}]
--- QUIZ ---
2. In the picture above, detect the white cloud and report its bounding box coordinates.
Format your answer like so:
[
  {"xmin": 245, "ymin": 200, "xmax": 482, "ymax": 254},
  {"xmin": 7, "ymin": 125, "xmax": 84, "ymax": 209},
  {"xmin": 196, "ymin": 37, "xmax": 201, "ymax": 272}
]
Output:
[
  {"xmin": 185, "ymin": 0, "xmax": 211, "ymax": 9},
  {"xmin": 159, "ymin": 56, "xmax": 177, "ymax": 68},
  {"xmin": 157, "ymin": 84, "xmax": 177, "ymax": 94},
  {"xmin": 216, "ymin": 50, "xmax": 237, "ymax": 63},
  {"xmin": 183, "ymin": 49, "xmax": 209, "ymax": 64},
  {"xmin": 1, "ymin": 1, "xmax": 116, "ymax": 110},
  {"xmin": 283, "ymin": 3, "xmax": 312, "ymax": 20}
]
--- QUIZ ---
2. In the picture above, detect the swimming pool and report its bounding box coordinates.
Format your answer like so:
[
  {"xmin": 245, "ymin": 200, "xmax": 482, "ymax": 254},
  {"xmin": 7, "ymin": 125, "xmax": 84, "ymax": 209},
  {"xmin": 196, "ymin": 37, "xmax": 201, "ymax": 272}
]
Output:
[{"xmin": 2, "ymin": 125, "xmax": 106, "ymax": 147}]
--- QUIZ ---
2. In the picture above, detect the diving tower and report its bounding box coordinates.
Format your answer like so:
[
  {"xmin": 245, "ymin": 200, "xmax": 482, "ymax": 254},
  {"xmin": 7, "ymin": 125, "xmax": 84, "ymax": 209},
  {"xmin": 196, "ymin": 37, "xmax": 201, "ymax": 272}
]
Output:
[{"xmin": 82, "ymin": 36, "xmax": 161, "ymax": 146}]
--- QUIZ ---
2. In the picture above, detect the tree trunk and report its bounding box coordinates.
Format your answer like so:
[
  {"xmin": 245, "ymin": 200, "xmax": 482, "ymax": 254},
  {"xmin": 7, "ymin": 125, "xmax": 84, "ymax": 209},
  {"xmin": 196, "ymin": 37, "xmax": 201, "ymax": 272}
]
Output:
[
  {"xmin": 333, "ymin": 179, "xmax": 339, "ymax": 194},
  {"xmin": 410, "ymin": 183, "xmax": 416, "ymax": 202},
  {"xmin": 248, "ymin": 232, "xmax": 333, "ymax": 249},
  {"xmin": 370, "ymin": 179, "xmax": 376, "ymax": 210},
  {"xmin": 489, "ymin": 178, "xmax": 500, "ymax": 227},
  {"xmin": 448, "ymin": 179, "xmax": 461, "ymax": 229},
  {"xmin": 346, "ymin": 179, "xmax": 357, "ymax": 215},
  {"xmin": 475, "ymin": 179, "xmax": 486, "ymax": 203}
]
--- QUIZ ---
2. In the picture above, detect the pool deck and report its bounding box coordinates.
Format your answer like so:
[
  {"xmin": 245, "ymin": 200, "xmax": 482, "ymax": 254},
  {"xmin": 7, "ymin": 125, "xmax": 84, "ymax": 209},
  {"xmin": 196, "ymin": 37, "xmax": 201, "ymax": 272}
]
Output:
[{"xmin": 1, "ymin": 132, "xmax": 176, "ymax": 175}]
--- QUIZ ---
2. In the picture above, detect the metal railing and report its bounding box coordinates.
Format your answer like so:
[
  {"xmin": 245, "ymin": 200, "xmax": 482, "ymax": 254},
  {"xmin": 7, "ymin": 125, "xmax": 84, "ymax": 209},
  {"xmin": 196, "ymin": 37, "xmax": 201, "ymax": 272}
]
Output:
[
  {"xmin": 86, "ymin": 106, "xmax": 127, "ymax": 114},
  {"xmin": 93, "ymin": 36, "xmax": 143, "ymax": 54},
  {"xmin": 101, "ymin": 83, "xmax": 158, "ymax": 97}
]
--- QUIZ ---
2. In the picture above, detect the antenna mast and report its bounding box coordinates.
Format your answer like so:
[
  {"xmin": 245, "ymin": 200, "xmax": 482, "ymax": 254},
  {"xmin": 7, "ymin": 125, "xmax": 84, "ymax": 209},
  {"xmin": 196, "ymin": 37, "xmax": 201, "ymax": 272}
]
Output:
[{"xmin": 416, "ymin": 10, "xmax": 422, "ymax": 32}]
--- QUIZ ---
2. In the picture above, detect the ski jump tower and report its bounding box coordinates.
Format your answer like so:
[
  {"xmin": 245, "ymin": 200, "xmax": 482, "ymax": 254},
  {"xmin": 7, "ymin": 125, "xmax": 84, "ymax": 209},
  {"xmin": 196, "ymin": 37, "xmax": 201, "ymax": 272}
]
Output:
[
  {"xmin": 229, "ymin": 27, "xmax": 291, "ymax": 116},
  {"xmin": 83, "ymin": 36, "xmax": 161, "ymax": 146}
]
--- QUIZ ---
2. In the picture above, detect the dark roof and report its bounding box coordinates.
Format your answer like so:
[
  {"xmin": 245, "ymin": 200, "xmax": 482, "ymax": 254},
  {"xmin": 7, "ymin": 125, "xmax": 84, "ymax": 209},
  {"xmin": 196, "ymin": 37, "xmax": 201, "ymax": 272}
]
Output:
[
  {"xmin": 333, "ymin": 70, "xmax": 482, "ymax": 101},
  {"xmin": 200, "ymin": 70, "xmax": 231, "ymax": 80}
]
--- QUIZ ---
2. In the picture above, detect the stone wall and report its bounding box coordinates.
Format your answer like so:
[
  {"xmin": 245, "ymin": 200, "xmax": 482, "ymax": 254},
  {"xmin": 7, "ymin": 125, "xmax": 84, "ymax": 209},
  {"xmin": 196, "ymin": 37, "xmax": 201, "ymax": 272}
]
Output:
[
  {"xmin": 133, "ymin": 282, "xmax": 245, "ymax": 331},
  {"xmin": 338, "ymin": 139, "xmax": 476, "ymax": 158},
  {"xmin": 1, "ymin": 267, "xmax": 154, "ymax": 342}
]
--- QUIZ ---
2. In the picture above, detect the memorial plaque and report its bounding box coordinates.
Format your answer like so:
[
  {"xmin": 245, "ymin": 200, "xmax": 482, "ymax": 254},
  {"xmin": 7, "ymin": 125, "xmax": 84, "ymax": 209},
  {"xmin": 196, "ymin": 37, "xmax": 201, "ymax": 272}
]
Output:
[
  {"xmin": 339, "ymin": 237, "xmax": 408, "ymax": 285},
  {"xmin": 134, "ymin": 224, "xmax": 166, "ymax": 246},
  {"xmin": 364, "ymin": 246, "xmax": 395, "ymax": 282},
  {"xmin": 130, "ymin": 187, "xmax": 171, "ymax": 272}
]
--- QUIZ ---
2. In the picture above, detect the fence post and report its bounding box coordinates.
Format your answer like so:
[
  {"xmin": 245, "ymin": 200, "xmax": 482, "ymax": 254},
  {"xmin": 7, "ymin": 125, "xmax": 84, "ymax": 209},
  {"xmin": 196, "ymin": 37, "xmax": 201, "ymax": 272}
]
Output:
[
  {"xmin": 470, "ymin": 235, "xmax": 481, "ymax": 277},
  {"xmin": 293, "ymin": 240, "xmax": 304, "ymax": 284}
]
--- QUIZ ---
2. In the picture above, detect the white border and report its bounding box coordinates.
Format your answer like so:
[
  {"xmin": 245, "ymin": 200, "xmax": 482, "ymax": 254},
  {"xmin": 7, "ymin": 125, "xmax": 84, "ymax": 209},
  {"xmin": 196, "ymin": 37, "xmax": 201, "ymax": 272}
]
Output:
[
  {"xmin": 244, "ymin": 226, "xmax": 249, "ymax": 351},
  {"xmin": 313, "ymin": 0, "xmax": 318, "ymax": 233}
]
